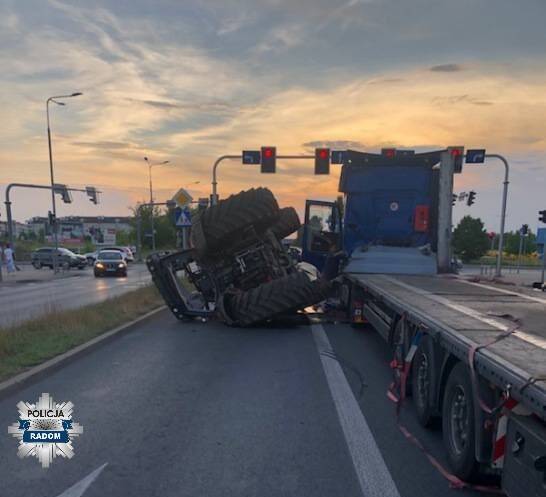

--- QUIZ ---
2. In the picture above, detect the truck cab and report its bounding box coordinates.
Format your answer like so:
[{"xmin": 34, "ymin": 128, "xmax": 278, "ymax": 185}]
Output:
[{"xmin": 303, "ymin": 148, "xmax": 452, "ymax": 275}]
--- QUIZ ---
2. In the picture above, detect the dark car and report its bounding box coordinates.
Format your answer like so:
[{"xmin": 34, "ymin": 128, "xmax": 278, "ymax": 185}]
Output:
[
  {"xmin": 94, "ymin": 250, "xmax": 128, "ymax": 277},
  {"xmin": 31, "ymin": 247, "xmax": 87, "ymax": 270}
]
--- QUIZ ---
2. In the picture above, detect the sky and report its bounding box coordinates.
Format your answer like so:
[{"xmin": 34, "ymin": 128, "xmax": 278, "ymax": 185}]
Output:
[{"xmin": 1, "ymin": 0, "xmax": 545, "ymax": 232}]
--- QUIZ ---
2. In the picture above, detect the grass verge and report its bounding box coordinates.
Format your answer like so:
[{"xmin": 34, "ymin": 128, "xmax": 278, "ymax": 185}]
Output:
[{"xmin": 0, "ymin": 285, "xmax": 163, "ymax": 382}]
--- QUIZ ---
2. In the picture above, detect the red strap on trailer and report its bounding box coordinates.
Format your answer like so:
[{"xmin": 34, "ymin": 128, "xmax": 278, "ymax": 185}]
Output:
[{"xmin": 386, "ymin": 317, "xmax": 505, "ymax": 494}]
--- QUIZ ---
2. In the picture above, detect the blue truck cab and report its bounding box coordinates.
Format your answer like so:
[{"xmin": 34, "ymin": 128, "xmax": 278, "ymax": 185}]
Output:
[{"xmin": 303, "ymin": 148, "xmax": 453, "ymax": 275}]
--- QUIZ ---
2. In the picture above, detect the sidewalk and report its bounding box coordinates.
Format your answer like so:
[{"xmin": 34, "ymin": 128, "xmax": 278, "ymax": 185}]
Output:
[{"xmin": 0, "ymin": 264, "xmax": 89, "ymax": 286}]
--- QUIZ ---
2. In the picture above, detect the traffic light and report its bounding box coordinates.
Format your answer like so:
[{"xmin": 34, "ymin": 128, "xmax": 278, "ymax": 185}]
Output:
[
  {"xmin": 86, "ymin": 186, "xmax": 100, "ymax": 205},
  {"xmin": 448, "ymin": 146, "xmax": 464, "ymax": 173},
  {"xmin": 48, "ymin": 211, "xmax": 56, "ymax": 226},
  {"xmin": 521, "ymin": 224, "xmax": 529, "ymax": 236},
  {"xmin": 314, "ymin": 148, "xmax": 330, "ymax": 175},
  {"xmin": 467, "ymin": 191, "xmax": 476, "ymax": 206},
  {"xmin": 54, "ymin": 184, "xmax": 73, "ymax": 204},
  {"xmin": 261, "ymin": 146, "xmax": 276, "ymax": 173},
  {"xmin": 539, "ymin": 210, "xmax": 546, "ymax": 223},
  {"xmin": 452, "ymin": 194, "xmax": 457, "ymax": 206}
]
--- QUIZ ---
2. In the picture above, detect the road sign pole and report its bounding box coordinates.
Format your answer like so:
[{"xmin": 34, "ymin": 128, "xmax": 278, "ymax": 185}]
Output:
[
  {"xmin": 542, "ymin": 247, "xmax": 546, "ymax": 287},
  {"xmin": 517, "ymin": 231, "xmax": 523, "ymax": 274}
]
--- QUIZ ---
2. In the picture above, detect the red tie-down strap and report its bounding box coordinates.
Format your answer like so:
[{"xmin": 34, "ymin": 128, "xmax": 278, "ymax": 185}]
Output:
[{"xmin": 386, "ymin": 316, "xmax": 506, "ymax": 493}]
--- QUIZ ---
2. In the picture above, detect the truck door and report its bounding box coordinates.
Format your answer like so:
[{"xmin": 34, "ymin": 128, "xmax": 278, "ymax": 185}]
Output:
[{"xmin": 302, "ymin": 200, "xmax": 342, "ymax": 272}]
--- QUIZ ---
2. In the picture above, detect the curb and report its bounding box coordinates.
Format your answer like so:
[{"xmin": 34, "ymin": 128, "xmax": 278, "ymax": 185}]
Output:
[{"xmin": 0, "ymin": 305, "xmax": 167, "ymax": 398}]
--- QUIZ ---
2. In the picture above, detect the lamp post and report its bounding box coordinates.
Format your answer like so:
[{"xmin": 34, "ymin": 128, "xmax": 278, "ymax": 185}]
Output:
[
  {"xmin": 47, "ymin": 92, "xmax": 82, "ymax": 272},
  {"xmin": 143, "ymin": 157, "xmax": 169, "ymax": 251}
]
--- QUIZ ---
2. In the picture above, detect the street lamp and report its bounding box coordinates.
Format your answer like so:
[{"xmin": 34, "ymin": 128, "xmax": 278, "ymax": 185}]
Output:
[
  {"xmin": 47, "ymin": 92, "xmax": 83, "ymax": 272},
  {"xmin": 143, "ymin": 157, "xmax": 170, "ymax": 251}
]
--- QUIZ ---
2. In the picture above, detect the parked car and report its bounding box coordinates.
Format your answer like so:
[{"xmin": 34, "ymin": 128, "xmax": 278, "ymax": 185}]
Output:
[
  {"xmin": 99, "ymin": 246, "xmax": 134, "ymax": 263},
  {"xmin": 31, "ymin": 247, "xmax": 87, "ymax": 270},
  {"xmin": 84, "ymin": 250, "xmax": 99, "ymax": 265},
  {"xmin": 94, "ymin": 250, "xmax": 128, "ymax": 277}
]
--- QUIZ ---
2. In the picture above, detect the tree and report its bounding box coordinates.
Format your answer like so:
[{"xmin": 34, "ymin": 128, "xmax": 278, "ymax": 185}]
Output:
[
  {"xmin": 452, "ymin": 216, "xmax": 490, "ymax": 262},
  {"xmin": 503, "ymin": 230, "xmax": 537, "ymax": 255}
]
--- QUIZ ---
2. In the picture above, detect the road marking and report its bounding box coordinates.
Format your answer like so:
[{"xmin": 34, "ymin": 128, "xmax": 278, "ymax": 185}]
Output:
[
  {"xmin": 382, "ymin": 276, "xmax": 546, "ymax": 350},
  {"xmin": 54, "ymin": 463, "xmax": 107, "ymax": 497},
  {"xmin": 311, "ymin": 323, "xmax": 401, "ymax": 497},
  {"xmin": 458, "ymin": 278, "xmax": 546, "ymax": 305}
]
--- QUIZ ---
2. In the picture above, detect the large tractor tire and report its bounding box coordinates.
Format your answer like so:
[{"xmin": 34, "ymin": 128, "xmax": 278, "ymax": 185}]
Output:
[
  {"xmin": 191, "ymin": 188, "xmax": 279, "ymax": 254},
  {"xmin": 270, "ymin": 207, "xmax": 301, "ymax": 240},
  {"xmin": 222, "ymin": 271, "xmax": 327, "ymax": 326}
]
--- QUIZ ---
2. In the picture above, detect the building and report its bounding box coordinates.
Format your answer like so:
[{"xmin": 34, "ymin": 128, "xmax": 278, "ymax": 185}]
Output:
[{"xmin": 11, "ymin": 216, "xmax": 132, "ymax": 246}]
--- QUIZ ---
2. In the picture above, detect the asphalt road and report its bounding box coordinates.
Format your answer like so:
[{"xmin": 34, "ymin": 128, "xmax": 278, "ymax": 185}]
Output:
[
  {"xmin": 0, "ymin": 312, "xmax": 484, "ymax": 497},
  {"xmin": 0, "ymin": 265, "xmax": 151, "ymax": 328}
]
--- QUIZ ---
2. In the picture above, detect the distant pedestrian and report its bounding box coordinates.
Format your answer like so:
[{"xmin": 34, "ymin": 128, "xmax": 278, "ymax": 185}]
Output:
[{"xmin": 4, "ymin": 243, "xmax": 16, "ymax": 273}]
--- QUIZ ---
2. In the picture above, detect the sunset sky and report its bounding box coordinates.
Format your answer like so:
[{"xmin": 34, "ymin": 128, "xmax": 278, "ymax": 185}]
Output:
[{"xmin": 1, "ymin": 0, "xmax": 545, "ymax": 232}]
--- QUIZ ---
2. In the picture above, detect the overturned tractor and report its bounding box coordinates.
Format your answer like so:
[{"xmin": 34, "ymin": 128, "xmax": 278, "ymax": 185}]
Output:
[{"xmin": 147, "ymin": 188, "xmax": 328, "ymax": 326}]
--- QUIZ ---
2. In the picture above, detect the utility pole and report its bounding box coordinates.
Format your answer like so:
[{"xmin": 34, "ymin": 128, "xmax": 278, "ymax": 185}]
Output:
[{"xmin": 46, "ymin": 92, "xmax": 82, "ymax": 272}]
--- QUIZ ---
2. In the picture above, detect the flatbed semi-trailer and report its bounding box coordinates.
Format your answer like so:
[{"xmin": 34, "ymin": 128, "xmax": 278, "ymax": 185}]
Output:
[
  {"xmin": 301, "ymin": 147, "xmax": 546, "ymax": 496},
  {"xmin": 344, "ymin": 271, "xmax": 546, "ymax": 495}
]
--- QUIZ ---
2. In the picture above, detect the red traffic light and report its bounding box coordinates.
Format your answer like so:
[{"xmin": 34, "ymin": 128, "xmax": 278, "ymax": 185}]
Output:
[
  {"xmin": 382, "ymin": 148, "xmax": 396, "ymax": 159},
  {"xmin": 317, "ymin": 148, "xmax": 329, "ymax": 159},
  {"xmin": 263, "ymin": 147, "xmax": 274, "ymax": 158},
  {"xmin": 261, "ymin": 146, "xmax": 276, "ymax": 173}
]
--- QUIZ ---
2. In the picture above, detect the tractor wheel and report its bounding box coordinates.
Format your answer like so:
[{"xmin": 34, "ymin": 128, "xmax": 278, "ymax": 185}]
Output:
[
  {"xmin": 270, "ymin": 207, "xmax": 301, "ymax": 240},
  {"xmin": 222, "ymin": 271, "xmax": 327, "ymax": 326},
  {"xmin": 191, "ymin": 188, "xmax": 279, "ymax": 253}
]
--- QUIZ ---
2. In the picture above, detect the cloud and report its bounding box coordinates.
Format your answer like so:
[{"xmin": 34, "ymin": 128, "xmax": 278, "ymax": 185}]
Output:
[
  {"xmin": 431, "ymin": 95, "xmax": 494, "ymax": 106},
  {"xmin": 430, "ymin": 64, "xmax": 464, "ymax": 72},
  {"xmin": 302, "ymin": 140, "xmax": 366, "ymax": 150}
]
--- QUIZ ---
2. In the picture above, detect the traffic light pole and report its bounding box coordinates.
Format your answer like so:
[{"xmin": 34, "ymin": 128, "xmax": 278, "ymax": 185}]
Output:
[
  {"xmin": 135, "ymin": 201, "xmax": 173, "ymax": 262},
  {"xmin": 211, "ymin": 154, "xmax": 315, "ymax": 205},
  {"xmin": 4, "ymin": 183, "xmax": 100, "ymax": 249},
  {"xmin": 484, "ymin": 154, "xmax": 510, "ymax": 278}
]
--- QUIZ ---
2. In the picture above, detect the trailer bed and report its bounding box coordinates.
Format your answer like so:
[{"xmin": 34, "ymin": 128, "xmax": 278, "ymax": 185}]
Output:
[{"xmin": 345, "ymin": 272, "xmax": 546, "ymax": 420}]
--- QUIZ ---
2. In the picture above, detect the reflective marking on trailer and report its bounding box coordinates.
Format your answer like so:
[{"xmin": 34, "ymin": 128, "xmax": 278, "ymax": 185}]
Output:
[
  {"xmin": 311, "ymin": 323, "xmax": 401, "ymax": 497},
  {"xmin": 381, "ymin": 276, "xmax": 546, "ymax": 351}
]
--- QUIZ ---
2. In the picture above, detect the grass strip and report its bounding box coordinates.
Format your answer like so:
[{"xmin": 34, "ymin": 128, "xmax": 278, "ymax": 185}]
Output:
[{"xmin": 0, "ymin": 285, "xmax": 163, "ymax": 381}]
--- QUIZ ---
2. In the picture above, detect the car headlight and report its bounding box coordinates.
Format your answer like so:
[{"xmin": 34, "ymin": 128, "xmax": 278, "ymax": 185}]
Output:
[
  {"xmin": 118, "ymin": 263, "xmax": 125, "ymax": 268},
  {"xmin": 96, "ymin": 263, "xmax": 104, "ymax": 269}
]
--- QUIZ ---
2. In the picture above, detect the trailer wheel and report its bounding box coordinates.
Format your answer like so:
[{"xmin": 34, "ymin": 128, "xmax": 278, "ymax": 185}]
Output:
[
  {"xmin": 191, "ymin": 188, "xmax": 279, "ymax": 253},
  {"xmin": 442, "ymin": 362, "xmax": 479, "ymax": 481},
  {"xmin": 270, "ymin": 207, "xmax": 301, "ymax": 240},
  {"xmin": 221, "ymin": 271, "xmax": 327, "ymax": 327},
  {"xmin": 411, "ymin": 336, "xmax": 437, "ymax": 427}
]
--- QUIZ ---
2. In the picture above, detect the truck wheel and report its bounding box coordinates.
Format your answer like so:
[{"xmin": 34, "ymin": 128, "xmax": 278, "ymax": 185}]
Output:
[
  {"xmin": 270, "ymin": 207, "xmax": 301, "ymax": 240},
  {"xmin": 222, "ymin": 271, "xmax": 327, "ymax": 327},
  {"xmin": 411, "ymin": 336, "xmax": 436, "ymax": 427},
  {"xmin": 442, "ymin": 362, "xmax": 479, "ymax": 481},
  {"xmin": 191, "ymin": 188, "xmax": 279, "ymax": 253}
]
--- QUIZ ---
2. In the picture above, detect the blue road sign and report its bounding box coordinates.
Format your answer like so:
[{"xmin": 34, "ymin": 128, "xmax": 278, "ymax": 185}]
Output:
[
  {"xmin": 175, "ymin": 207, "xmax": 192, "ymax": 227},
  {"xmin": 466, "ymin": 149, "xmax": 486, "ymax": 163},
  {"xmin": 331, "ymin": 150, "xmax": 345, "ymax": 164},
  {"xmin": 242, "ymin": 150, "xmax": 261, "ymax": 164}
]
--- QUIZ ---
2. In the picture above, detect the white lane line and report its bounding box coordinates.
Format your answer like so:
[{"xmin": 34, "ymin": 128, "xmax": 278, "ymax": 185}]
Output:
[
  {"xmin": 311, "ymin": 323, "xmax": 401, "ymax": 497},
  {"xmin": 54, "ymin": 463, "xmax": 108, "ymax": 497},
  {"xmin": 458, "ymin": 278, "xmax": 546, "ymax": 305},
  {"xmin": 382, "ymin": 276, "xmax": 546, "ymax": 351}
]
